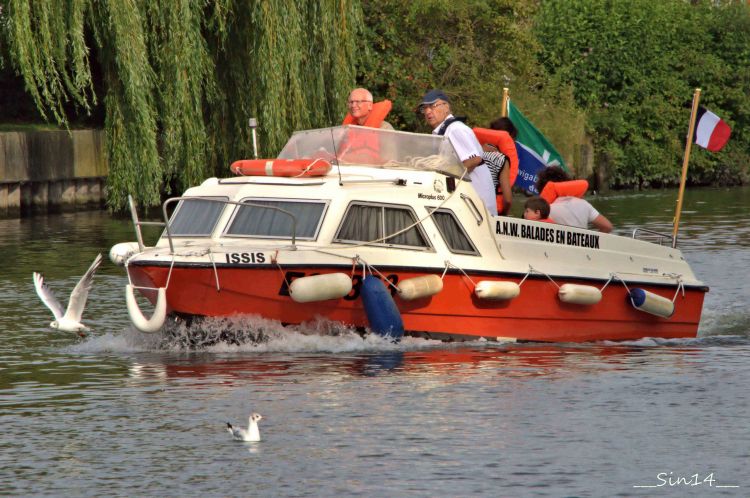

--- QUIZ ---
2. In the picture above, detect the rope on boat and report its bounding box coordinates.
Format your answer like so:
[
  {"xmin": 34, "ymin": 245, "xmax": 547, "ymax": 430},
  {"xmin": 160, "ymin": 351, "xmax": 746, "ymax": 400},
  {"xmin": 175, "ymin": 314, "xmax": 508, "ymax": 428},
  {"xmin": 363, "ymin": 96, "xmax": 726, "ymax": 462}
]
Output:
[
  {"xmin": 294, "ymin": 157, "xmax": 328, "ymax": 178},
  {"xmin": 606, "ymin": 272, "xmax": 685, "ymax": 318},
  {"xmin": 207, "ymin": 248, "xmax": 221, "ymax": 292},
  {"xmin": 442, "ymin": 260, "xmax": 476, "ymax": 289},
  {"xmin": 353, "ymin": 255, "xmax": 400, "ymax": 293},
  {"xmin": 306, "ymin": 168, "xmax": 469, "ymax": 253},
  {"xmin": 521, "ymin": 265, "xmax": 556, "ymax": 288},
  {"xmin": 608, "ymin": 272, "xmax": 684, "ymax": 302},
  {"xmin": 663, "ymin": 274, "xmax": 686, "ymax": 303},
  {"xmin": 272, "ymin": 251, "xmax": 293, "ymax": 293}
]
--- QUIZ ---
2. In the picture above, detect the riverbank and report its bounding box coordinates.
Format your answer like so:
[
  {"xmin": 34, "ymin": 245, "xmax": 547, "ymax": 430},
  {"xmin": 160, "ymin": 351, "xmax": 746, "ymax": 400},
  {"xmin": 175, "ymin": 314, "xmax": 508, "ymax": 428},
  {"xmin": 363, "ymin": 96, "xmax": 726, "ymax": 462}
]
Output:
[{"xmin": 0, "ymin": 129, "xmax": 108, "ymax": 218}]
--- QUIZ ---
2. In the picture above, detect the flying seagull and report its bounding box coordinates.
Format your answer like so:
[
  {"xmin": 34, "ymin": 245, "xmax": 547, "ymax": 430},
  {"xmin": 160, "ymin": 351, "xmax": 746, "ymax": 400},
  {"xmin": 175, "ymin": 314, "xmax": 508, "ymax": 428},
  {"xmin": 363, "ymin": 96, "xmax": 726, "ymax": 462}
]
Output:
[
  {"xmin": 33, "ymin": 253, "xmax": 103, "ymax": 335},
  {"xmin": 227, "ymin": 413, "xmax": 262, "ymax": 442}
]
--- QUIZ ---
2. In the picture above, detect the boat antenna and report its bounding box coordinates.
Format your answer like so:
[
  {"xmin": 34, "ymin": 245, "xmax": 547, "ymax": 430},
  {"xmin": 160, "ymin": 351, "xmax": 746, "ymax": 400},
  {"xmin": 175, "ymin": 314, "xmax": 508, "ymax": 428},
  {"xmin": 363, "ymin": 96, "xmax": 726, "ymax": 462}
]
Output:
[
  {"xmin": 249, "ymin": 117, "xmax": 259, "ymax": 159},
  {"xmin": 330, "ymin": 127, "xmax": 343, "ymax": 186}
]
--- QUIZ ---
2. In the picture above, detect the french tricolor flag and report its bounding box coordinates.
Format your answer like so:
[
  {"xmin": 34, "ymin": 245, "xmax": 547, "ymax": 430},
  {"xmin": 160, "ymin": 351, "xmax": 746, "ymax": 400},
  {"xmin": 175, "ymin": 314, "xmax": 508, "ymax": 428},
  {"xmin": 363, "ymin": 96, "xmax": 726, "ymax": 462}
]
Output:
[{"xmin": 693, "ymin": 106, "xmax": 731, "ymax": 152}]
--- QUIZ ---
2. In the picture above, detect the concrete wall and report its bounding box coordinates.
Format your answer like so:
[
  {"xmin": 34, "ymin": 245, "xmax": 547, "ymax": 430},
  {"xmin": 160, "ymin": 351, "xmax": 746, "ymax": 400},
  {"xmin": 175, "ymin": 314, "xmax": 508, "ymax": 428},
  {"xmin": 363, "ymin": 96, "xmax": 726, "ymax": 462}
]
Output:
[{"xmin": 0, "ymin": 130, "xmax": 107, "ymax": 217}]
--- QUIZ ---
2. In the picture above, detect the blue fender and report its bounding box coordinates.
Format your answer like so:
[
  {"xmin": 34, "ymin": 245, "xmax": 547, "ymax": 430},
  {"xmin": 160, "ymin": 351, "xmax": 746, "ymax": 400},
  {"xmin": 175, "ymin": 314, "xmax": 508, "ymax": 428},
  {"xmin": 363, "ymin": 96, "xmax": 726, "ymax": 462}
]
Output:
[{"xmin": 360, "ymin": 276, "xmax": 404, "ymax": 341}]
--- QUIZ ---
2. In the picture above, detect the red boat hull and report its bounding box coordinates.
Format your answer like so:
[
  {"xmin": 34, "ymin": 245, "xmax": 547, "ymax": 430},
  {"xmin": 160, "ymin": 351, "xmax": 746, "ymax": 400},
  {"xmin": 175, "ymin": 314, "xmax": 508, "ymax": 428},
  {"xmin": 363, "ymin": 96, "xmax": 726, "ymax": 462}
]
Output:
[{"xmin": 128, "ymin": 264, "xmax": 706, "ymax": 343}]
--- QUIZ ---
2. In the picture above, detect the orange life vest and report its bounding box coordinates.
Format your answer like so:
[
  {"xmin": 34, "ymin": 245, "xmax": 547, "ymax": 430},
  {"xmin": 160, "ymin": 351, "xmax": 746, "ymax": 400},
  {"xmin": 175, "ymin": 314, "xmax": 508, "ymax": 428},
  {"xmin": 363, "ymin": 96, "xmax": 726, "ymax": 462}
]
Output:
[
  {"xmin": 342, "ymin": 100, "xmax": 393, "ymax": 128},
  {"xmin": 473, "ymin": 128, "xmax": 518, "ymax": 212},
  {"xmin": 339, "ymin": 100, "xmax": 393, "ymax": 165},
  {"xmin": 539, "ymin": 180, "xmax": 589, "ymax": 204},
  {"xmin": 230, "ymin": 158, "xmax": 331, "ymax": 177}
]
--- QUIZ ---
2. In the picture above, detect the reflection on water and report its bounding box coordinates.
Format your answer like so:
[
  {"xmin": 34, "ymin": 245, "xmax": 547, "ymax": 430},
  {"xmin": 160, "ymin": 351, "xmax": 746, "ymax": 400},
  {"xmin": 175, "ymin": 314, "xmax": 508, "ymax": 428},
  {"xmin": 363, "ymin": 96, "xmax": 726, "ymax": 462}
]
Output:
[{"xmin": 1, "ymin": 189, "xmax": 749, "ymax": 497}]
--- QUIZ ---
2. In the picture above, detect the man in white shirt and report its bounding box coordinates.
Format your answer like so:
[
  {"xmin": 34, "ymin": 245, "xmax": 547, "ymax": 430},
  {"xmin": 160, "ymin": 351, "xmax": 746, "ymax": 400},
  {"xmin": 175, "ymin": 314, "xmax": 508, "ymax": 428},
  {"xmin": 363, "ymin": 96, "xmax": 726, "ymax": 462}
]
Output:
[
  {"xmin": 417, "ymin": 89, "xmax": 498, "ymax": 216},
  {"xmin": 536, "ymin": 166, "xmax": 613, "ymax": 233}
]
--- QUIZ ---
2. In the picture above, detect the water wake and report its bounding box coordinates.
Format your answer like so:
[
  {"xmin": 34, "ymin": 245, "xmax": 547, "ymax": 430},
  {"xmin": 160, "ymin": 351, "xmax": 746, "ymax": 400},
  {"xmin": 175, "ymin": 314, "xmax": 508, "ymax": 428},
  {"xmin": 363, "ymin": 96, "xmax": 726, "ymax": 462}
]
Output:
[
  {"xmin": 67, "ymin": 309, "xmax": 750, "ymax": 355},
  {"xmin": 68, "ymin": 315, "xmax": 460, "ymax": 354}
]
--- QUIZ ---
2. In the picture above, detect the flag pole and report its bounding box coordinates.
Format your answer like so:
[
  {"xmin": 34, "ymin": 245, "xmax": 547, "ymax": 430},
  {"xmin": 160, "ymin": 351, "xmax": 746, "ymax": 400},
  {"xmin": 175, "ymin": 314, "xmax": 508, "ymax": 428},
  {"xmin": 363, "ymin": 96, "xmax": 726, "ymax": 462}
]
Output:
[
  {"xmin": 501, "ymin": 88, "xmax": 509, "ymax": 117},
  {"xmin": 672, "ymin": 88, "xmax": 701, "ymax": 248}
]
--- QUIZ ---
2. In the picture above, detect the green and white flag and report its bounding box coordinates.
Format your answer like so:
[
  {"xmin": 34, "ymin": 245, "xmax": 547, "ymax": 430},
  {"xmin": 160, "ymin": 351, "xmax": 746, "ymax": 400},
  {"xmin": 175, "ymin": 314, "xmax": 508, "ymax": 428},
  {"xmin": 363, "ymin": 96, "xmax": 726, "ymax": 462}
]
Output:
[{"xmin": 507, "ymin": 100, "xmax": 567, "ymax": 194}]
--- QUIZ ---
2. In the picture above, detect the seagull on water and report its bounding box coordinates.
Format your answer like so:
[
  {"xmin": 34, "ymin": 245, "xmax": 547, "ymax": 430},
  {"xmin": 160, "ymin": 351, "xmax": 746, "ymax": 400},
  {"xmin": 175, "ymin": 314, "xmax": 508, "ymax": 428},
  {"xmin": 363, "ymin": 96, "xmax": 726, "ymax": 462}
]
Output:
[
  {"xmin": 227, "ymin": 413, "xmax": 262, "ymax": 442},
  {"xmin": 33, "ymin": 253, "xmax": 103, "ymax": 335}
]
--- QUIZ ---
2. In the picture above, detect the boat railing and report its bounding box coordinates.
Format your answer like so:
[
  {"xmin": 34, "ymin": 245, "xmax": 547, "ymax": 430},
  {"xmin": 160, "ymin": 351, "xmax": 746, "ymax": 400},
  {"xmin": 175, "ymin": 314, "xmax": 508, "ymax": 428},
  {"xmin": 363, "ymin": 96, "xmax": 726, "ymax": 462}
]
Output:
[
  {"xmin": 631, "ymin": 227, "xmax": 675, "ymax": 247},
  {"xmin": 129, "ymin": 195, "xmax": 165, "ymax": 252},
  {"xmin": 161, "ymin": 197, "xmax": 299, "ymax": 254}
]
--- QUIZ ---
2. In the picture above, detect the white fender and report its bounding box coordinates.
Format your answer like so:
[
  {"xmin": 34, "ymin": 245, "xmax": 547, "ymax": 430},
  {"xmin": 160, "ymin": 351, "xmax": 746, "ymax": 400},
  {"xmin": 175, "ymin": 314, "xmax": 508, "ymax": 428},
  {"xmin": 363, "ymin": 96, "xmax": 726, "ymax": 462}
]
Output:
[
  {"xmin": 558, "ymin": 284, "xmax": 602, "ymax": 305},
  {"xmin": 126, "ymin": 285, "xmax": 167, "ymax": 333},
  {"xmin": 397, "ymin": 275, "xmax": 443, "ymax": 300},
  {"xmin": 289, "ymin": 273, "xmax": 353, "ymax": 303},
  {"xmin": 109, "ymin": 242, "xmax": 141, "ymax": 266},
  {"xmin": 474, "ymin": 281, "xmax": 521, "ymax": 300},
  {"xmin": 629, "ymin": 288, "xmax": 675, "ymax": 318}
]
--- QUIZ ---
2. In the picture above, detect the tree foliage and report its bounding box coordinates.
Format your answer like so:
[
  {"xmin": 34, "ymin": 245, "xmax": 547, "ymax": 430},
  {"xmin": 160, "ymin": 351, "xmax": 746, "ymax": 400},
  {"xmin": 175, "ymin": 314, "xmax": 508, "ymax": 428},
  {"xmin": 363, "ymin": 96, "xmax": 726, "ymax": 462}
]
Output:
[
  {"xmin": 3, "ymin": 0, "xmax": 362, "ymax": 210},
  {"xmin": 356, "ymin": 0, "xmax": 586, "ymax": 167},
  {"xmin": 536, "ymin": 0, "xmax": 750, "ymax": 188},
  {"xmin": 3, "ymin": 0, "xmax": 748, "ymax": 201}
]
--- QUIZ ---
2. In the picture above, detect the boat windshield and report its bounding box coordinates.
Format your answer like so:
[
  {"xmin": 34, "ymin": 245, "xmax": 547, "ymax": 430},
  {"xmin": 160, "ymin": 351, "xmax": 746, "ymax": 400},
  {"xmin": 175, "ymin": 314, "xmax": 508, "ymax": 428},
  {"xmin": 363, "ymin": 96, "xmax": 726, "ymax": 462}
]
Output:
[{"xmin": 277, "ymin": 126, "xmax": 465, "ymax": 177}]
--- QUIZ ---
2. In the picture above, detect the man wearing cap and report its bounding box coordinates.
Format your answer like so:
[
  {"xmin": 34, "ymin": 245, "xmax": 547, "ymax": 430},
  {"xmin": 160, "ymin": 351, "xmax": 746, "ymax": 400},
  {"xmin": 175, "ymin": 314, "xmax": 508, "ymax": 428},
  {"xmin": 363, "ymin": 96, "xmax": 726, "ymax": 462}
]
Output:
[{"xmin": 418, "ymin": 89, "xmax": 497, "ymax": 216}]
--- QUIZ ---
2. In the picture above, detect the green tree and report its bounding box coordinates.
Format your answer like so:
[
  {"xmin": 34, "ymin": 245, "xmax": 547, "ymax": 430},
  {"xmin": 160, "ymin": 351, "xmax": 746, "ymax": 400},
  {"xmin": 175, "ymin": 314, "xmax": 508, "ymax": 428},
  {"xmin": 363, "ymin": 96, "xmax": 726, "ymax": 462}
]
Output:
[
  {"xmin": 3, "ymin": 0, "xmax": 362, "ymax": 210},
  {"xmin": 536, "ymin": 0, "xmax": 750, "ymax": 188},
  {"xmin": 357, "ymin": 0, "xmax": 585, "ymax": 169}
]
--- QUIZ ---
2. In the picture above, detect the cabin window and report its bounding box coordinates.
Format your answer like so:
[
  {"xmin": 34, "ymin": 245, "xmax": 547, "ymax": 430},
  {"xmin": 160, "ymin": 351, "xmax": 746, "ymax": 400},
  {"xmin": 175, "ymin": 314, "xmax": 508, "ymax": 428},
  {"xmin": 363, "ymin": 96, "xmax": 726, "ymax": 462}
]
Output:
[
  {"xmin": 335, "ymin": 203, "xmax": 430, "ymax": 248},
  {"xmin": 168, "ymin": 197, "xmax": 227, "ymax": 236},
  {"xmin": 225, "ymin": 199, "xmax": 327, "ymax": 239},
  {"xmin": 430, "ymin": 209, "xmax": 478, "ymax": 254}
]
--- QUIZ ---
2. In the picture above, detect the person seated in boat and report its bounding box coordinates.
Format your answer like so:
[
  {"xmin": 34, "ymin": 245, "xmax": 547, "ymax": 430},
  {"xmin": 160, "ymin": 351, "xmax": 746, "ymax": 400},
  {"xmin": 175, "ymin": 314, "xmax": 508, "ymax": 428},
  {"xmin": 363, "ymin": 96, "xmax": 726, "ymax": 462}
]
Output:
[
  {"xmin": 523, "ymin": 196, "xmax": 554, "ymax": 223},
  {"xmin": 536, "ymin": 166, "xmax": 613, "ymax": 233},
  {"xmin": 343, "ymin": 88, "xmax": 393, "ymax": 129},
  {"xmin": 418, "ymin": 89, "xmax": 497, "ymax": 216},
  {"xmin": 476, "ymin": 117, "xmax": 518, "ymax": 216}
]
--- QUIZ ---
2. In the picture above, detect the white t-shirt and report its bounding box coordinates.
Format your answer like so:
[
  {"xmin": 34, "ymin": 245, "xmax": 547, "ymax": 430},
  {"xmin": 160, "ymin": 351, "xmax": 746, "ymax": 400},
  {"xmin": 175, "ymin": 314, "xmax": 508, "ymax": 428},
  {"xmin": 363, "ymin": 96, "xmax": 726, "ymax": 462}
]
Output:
[
  {"xmin": 549, "ymin": 197, "xmax": 600, "ymax": 229},
  {"xmin": 432, "ymin": 116, "xmax": 498, "ymax": 216}
]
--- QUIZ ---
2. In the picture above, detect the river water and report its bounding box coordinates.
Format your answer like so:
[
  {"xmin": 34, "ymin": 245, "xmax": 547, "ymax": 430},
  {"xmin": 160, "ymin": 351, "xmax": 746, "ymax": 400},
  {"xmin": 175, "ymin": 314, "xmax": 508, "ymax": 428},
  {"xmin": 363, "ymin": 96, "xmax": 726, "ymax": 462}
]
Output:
[{"xmin": 1, "ymin": 187, "xmax": 749, "ymax": 497}]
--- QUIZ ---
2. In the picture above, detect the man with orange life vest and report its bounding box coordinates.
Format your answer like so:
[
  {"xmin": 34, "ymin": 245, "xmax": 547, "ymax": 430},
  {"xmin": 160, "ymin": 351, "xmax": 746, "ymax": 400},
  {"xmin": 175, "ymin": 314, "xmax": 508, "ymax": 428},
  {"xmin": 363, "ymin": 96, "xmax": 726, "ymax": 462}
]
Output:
[
  {"xmin": 337, "ymin": 88, "xmax": 393, "ymax": 165},
  {"xmin": 536, "ymin": 166, "xmax": 613, "ymax": 233},
  {"xmin": 343, "ymin": 88, "xmax": 393, "ymax": 129},
  {"xmin": 418, "ymin": 89, "xmax": 497, "ymax": 216},
  {"xmin": 474, "ymin": 117, "xmax": 518, "ymax": 216}
]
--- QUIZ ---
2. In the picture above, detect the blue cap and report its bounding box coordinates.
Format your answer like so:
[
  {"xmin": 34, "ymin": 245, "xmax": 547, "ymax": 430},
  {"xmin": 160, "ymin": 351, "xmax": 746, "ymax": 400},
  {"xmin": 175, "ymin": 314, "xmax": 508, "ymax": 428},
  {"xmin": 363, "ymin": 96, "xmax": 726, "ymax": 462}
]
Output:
[{"xmin": 420, "ymin": 89, "xmax": 450, "ymax": 105}]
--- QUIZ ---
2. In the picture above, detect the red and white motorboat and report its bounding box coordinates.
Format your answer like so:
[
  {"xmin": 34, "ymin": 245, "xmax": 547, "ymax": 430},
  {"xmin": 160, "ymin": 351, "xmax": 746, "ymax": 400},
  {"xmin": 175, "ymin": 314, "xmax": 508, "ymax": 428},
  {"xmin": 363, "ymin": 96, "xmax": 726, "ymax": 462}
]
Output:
[{"xmin": 111, "ymin": 125, "xmax": 707, "ymax": 342}]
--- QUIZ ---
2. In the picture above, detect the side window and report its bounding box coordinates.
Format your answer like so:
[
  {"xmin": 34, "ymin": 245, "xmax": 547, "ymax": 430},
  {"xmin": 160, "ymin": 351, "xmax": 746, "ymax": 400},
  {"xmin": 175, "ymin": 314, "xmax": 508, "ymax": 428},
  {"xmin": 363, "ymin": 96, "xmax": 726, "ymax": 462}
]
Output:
[
  {"xmin": 225, "ymin": 199, "xmax": 327, "ymax": 240},
  {"xmin": 430, "ymin": 208, "xmax": 478, "ymax": 254},
  {"xmin": 168, "ymin": 197, "xmax": 227, "ymax": 236},
  {"xmin": 335, "ymin": 203, "xmax": 430, "ymax": 249}
]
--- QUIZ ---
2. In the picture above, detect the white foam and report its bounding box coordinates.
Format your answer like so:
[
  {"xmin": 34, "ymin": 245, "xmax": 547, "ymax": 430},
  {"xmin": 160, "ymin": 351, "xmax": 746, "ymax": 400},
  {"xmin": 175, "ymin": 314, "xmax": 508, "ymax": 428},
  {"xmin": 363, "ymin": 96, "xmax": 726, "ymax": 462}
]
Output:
[{"xmin": 64, "ymin": 315, "xmax": 459, "ymax": 354}]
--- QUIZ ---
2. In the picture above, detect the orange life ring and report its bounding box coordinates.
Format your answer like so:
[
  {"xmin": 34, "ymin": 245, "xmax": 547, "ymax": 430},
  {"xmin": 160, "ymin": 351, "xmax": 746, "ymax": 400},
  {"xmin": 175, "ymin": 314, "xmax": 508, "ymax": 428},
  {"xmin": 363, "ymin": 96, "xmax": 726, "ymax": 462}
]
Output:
[
  {"xmin": 230, "ymin": 158, "xmax": 332, "ymax": 177},
  {"xmin": 343, "ymin": 100, "xmax": 393, "ymax": 128},
  {"xmin": 540, "ymin": 180, "xmax": 589, "ymax": 204}
]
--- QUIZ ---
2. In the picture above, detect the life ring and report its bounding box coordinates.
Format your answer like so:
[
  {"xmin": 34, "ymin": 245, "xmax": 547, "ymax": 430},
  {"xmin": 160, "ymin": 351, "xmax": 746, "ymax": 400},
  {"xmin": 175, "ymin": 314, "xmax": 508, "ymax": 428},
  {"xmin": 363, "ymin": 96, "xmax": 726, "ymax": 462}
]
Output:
[
  {"xmin": 230, "ymin": 158, "xmax": 332, "ymax": 177},
  {"xmin": 540, "ymin": 179, "xmax": 589, "ymax": 204}
]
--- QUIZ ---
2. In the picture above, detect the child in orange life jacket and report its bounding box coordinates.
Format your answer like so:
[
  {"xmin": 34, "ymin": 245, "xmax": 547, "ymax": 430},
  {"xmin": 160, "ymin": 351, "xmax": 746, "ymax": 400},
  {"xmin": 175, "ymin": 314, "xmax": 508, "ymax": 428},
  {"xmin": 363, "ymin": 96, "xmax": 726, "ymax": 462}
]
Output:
[
  {"xmin": 477, "ymin": 117, "xmax": 517, "ymax": 216},
  {"xmin": 523, "ymin": 196, "xmax": 554, "ymax": 223}
]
